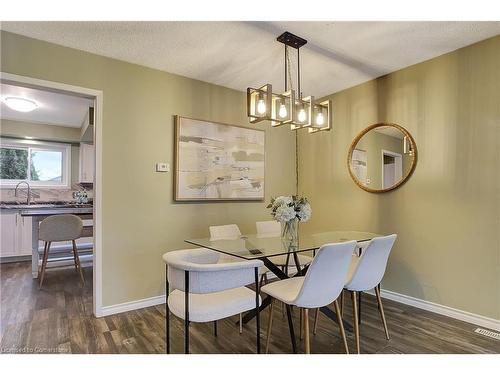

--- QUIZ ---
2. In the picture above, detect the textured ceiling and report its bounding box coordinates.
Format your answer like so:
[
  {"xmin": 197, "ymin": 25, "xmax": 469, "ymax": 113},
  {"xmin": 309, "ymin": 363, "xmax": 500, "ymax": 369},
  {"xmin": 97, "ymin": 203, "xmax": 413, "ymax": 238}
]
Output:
[
  {"xmin": 1, "ymin": 21, "xmax": 499, "ymax": 97},
  {"xmin": 1, "ymin": 83, "xmax": 94, "ymax": 127}
]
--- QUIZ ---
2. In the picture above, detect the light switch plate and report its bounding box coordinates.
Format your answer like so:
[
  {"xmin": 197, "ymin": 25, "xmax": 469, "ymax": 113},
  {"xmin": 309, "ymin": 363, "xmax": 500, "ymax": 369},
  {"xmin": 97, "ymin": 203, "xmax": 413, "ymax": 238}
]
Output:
[{"xmin": 156, "ymin": 162, "xmax": 169, "ymax": 172}]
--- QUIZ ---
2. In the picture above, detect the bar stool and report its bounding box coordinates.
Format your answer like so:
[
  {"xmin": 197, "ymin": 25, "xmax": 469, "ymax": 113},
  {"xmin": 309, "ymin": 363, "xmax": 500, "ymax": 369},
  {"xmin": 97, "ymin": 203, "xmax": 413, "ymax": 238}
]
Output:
[{"xmin": 38, "ymin": 214, "xmax": 85, "ymax": 288}]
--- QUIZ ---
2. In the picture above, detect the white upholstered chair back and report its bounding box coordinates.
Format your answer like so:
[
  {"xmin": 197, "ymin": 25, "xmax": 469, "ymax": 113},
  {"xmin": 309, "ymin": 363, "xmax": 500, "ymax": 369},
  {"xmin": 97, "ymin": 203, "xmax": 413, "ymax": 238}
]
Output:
[
  {"xmin": 209, "ymin": 224, "xmax": 241, "ymax": 240},
  {"xmin": 345, "ymin": 234, "xmax": 397, "ymax": 291},
  {"xmin": 292, "ymin": 241, "xmax": 357, "ymax": 308},
  {"xmin": 163, "ymin": 248, "xmax": 263, "ymax": 294},
  {"xmin": 39, "ymin": 214, "xmax": 83, "ymax": 242},
  {"xmin": 256, "ymin": 220, "xmax": 281, "ymax": 238}
]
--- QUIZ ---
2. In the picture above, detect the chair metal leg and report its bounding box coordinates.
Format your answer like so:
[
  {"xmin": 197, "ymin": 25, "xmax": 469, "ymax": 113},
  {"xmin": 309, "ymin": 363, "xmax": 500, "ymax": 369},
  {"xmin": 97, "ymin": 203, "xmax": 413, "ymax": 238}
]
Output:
[
  {"xmin": 303, "ymin": 309, "xmax": 310, "ymax": 354},
  {"xmin": 254, "ymin": 267, "xmax": 261, "ymax": 354},
  {"xmin": 313, "ymin": 308, "xmax": 320, "ymax": 335},
  {"xmin": 39, "ymin": 241, "xmax": 50, "ymax": 289},
  {"xmin": 72, "ymin": 240, "xmax": 85, "ymax": 285},
  {"xmin": 375, "ymin": 285, "xmax": 390, "ymax": 340},
  {"xmin": 239, "ymin": 313, "xmax": 243, "ymax": 334},
  {"xmin": 213, "ymin": 321, "xmax": 218, "ymax": 337},
  {"xmin": 165, "ymin": 265, "xmax": 170, "ymax": 354},
  {"xmin": 265, "ymin": 299, "xmax": 275, "ymax": 353},
  {"xmin": 352, "ymin": 291, "xmax": 360, "ymax": 354},
  {"xmin": 184, "ymin": 270, "xmax": 190, "ymax": 354},
  {"xmin": 334, "ymin": 300, "xmax": 349, "ymax": 354}
]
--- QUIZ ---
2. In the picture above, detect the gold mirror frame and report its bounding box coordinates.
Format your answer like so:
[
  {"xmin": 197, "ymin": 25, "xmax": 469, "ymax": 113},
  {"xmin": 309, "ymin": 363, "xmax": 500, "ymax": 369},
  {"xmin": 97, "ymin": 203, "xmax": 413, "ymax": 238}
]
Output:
[{"xmin": 347, "ymin": 123, "xmax": 418, "ymax": 193}]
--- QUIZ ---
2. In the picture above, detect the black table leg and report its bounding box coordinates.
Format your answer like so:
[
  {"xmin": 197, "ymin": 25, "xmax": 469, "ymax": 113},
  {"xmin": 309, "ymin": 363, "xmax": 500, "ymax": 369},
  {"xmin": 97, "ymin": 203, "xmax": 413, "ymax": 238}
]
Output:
[
  {"xmin": 242, "ymin": 295, "xmax": 273, "ymax": 324},
  {"xmin": 358, "ymin": 292, "xmax": 362, "ymax": 325},
  {"xmin": 285, "ymin": 304, "xmax": 297, "ymax": 353},
  {"xmin": 319, "ymin": 305, "xmax": 353, "ymax": 332},
  {"xmin": 292, "ymin": 251, "xmax": 302, "ymax": 276}
]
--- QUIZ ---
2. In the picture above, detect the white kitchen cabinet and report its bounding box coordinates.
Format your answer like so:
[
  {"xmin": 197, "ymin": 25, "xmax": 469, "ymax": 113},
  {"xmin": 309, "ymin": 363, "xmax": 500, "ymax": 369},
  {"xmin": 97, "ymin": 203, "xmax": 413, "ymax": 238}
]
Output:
[
  {"xmin": 19, "ymin": 215, "xmax": 33, "ymax": 256},
  {"xmin": 79, "ymin": 143, "xmax": 95, "ymax": 183},
  {"xmin": 0, "ymin": 212, "xmax": 33, "ymax": 258},
  {"xmin": 0, "ymin": 212, "xmax": 18, "ymax": 257}
]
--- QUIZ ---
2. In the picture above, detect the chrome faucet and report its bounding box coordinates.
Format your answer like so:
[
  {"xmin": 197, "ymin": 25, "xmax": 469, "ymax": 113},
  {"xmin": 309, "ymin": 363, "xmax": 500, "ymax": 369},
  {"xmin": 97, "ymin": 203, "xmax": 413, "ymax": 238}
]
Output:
[{"xmin": 14, "ymin": 181, "xmax": 32, "ymax": 205}]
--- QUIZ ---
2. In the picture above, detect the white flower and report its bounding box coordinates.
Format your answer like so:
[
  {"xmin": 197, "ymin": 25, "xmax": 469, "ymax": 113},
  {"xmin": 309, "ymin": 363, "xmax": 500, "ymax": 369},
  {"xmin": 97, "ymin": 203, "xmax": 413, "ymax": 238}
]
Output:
[
  {"xmin": 272, "ymin": 196, "xmax": 292, "ymax": 209},
  {"xmin": 274, "ymin": 205, "xmax": 296, "ymax": 223},
  {"xmin": 297, "ymin": 202, "xmax": 312, "ymax": 222}
]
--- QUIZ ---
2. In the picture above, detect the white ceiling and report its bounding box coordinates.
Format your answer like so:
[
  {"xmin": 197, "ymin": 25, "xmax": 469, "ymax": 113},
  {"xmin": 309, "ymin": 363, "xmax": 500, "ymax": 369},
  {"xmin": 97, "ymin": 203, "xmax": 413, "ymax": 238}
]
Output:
[
  {"xmin": 0, "ymin": 83, "xmax": 93, "ymax": 128},
  {"xmin": 374, "ymin": 126, "xmax": 404, "ymax": 139},
  {"xmin": 1, "ymin": 21, "xmax": 500, "ymax": 97}
]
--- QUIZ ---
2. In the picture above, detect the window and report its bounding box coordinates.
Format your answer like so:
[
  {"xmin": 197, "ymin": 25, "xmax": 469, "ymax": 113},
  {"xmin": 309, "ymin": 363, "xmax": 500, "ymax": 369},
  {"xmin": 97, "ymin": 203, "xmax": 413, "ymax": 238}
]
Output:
[{"xmin": 0, "ymin": 138, "xmax": 71, "ymax": 188}]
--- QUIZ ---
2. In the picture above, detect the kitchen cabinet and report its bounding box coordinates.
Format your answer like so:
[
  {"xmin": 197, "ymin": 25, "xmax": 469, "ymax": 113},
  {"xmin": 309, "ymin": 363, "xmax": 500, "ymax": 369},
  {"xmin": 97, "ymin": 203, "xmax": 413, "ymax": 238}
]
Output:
[
  {"xmin": 79, "ymin": 143, "xmax": 95, "ymax": 183},
  {"xmin": 0, "ymin": 212, "xmax": 17, "ymax": 257},
  {"xmin": 0, "ymin": 212, "xmax": 31, "ymax": 257}
]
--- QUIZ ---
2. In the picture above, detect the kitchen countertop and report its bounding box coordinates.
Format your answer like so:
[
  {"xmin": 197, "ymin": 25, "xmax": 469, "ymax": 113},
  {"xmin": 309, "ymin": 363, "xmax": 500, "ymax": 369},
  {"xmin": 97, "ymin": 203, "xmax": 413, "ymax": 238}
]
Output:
[
  {"xmin": 20, "ymin": 207, "xmax": 93, "ymax": 216},
  {"xmin": 0, "ymin": 202, "xmax": 93, "ymax": 216}
]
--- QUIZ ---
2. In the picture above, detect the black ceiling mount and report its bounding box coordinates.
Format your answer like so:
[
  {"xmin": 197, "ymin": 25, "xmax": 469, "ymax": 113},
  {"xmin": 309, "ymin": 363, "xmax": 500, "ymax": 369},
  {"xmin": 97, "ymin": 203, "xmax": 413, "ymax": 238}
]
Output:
[{"xmin": 277, "ymin": 31, "xmax": 307, "ymax": 49}]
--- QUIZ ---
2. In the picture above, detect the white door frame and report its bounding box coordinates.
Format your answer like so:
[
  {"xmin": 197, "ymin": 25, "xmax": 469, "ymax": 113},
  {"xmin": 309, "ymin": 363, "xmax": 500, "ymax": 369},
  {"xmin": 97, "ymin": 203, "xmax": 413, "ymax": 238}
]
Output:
[
  {"xmin": 1, "ymin": 72, "xmax": 104, "ymax": 317},
  {"xmin": 381, "ymin": 149, "xmax": 403, "ymax": 189}
]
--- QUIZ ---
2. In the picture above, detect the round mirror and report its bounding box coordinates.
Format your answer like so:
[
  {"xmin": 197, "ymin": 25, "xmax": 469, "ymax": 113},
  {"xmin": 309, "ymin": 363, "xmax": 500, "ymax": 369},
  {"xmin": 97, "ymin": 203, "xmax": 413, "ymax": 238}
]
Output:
[{"xmin": 347, "ymin": 123, "xmax": 417, "ymax": 193}]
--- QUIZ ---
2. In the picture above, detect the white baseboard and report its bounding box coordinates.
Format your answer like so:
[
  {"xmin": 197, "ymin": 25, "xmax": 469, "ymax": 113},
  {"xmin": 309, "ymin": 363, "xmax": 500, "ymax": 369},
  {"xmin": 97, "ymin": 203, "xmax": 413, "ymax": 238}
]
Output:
[
  {"xmin": 99, "ymin": 285, "xmax": 500, "ymax": 333},
  {"xmin": 101, "ymin": 294, "xmax": 165, "ymax": 317},
  {"xmin": 371, "ymin": 288, "xmax": 500, "ymax": 332}
]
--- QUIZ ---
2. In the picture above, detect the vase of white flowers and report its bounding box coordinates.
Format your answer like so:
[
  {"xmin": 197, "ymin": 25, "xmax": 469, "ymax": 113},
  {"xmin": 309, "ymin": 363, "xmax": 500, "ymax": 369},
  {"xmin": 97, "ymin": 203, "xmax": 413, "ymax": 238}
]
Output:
[{"xmin": 267, "ymin": 195, "xmax": 312, "ymax": 244}]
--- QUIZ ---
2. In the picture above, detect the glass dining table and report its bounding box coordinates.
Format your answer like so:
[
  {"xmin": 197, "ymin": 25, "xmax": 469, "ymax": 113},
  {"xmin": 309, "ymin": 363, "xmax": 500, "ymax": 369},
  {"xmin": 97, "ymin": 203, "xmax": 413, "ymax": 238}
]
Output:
[{"xmin": 185, "ymin": 230, "xmax": 381, "ymax": 353}]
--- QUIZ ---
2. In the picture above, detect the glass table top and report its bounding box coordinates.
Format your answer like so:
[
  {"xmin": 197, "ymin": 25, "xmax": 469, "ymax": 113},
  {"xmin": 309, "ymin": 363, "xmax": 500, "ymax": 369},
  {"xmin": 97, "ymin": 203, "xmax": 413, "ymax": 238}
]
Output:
[{"xmin": 185, "ymin": 230, "xmax": 382, "ymax": 260}]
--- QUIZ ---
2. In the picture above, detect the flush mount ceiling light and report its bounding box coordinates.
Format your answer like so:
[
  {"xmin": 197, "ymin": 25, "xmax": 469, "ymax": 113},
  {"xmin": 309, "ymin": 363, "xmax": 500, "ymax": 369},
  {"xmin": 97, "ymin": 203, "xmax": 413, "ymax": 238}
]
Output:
[
  {"xmin": 2, "ymin": 96, "xmax": 39, "ymax": 112},
  {"xmin": 247, "ymin": 31, "xmax": 332, "ymax": 133}
]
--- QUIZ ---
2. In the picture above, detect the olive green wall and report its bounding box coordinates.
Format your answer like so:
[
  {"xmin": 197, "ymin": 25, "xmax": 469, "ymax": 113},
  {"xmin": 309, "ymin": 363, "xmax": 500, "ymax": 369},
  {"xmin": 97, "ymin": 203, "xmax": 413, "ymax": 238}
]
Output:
[
  {"xmin": 0, "ymin": 31, "xmax": 296, "ymax": 307},
  {"xmin": 299, "ymin": 35, "xmax": 500, "ymax": 320},
  {"xmin": 0, "ymin": 119, "xmax": 81, "ymax": 185}
]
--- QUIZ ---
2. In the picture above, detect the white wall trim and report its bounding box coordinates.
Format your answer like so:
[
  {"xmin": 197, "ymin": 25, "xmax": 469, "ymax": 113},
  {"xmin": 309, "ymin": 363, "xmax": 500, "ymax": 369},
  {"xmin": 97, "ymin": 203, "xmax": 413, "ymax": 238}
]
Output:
[
  {"xmin": 1, "ymin": 72, "xmax": 104, "ymax": 318},
  {"xmin": 369, "ymin": 288, "xmax": 500, "ymax": 332},
  {"xmin": 101, "ymin": 295, "xmax": 165, "ymax": 317},
  {"xmin": 99, "ymin": 284, "xmax": 500, "ymax": 333}
]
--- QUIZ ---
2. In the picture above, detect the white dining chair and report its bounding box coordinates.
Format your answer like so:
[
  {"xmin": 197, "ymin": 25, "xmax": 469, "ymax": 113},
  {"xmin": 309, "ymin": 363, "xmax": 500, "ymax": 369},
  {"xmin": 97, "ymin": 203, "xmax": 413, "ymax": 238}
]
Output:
[
  {"xmin": 261, "ymin": 240, "xmax": 357, "ymax": 354},
  {"xmin": 344, "ymin": 234, "xmax": 397, "ymax": 354},
  {"xmin": 255, "ymin": 220, "xmax": 313, "ymax": 272},
  {"xmin": 209, "ymin": 224, "xmax": 241, "ymax": 240},
  {"xmin": 163, "ymin": 248, "xmax": 263, "ymax": 354}
]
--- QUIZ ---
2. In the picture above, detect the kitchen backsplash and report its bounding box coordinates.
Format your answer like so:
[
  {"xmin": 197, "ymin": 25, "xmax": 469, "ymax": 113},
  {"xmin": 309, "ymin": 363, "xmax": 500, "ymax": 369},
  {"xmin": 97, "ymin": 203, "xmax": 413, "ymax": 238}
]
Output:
[{"xmin": 0, "ymin": 187, "xmax": 94, "ymax": 203}]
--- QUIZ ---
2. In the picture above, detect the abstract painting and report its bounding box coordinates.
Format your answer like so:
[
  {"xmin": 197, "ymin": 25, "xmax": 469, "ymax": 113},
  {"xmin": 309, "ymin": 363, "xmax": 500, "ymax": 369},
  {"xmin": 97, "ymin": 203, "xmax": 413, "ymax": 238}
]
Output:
[{"xmin": 174, "ymin": 116, "xmax": 265, "ymax": 201}]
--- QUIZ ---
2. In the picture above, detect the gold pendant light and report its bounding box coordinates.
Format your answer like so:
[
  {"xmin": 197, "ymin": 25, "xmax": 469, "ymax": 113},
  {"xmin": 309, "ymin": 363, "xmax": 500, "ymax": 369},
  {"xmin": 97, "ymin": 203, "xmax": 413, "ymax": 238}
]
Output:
[{"xmin": 247, "ymin": 31, "xmax": 332, "ymax": 133}]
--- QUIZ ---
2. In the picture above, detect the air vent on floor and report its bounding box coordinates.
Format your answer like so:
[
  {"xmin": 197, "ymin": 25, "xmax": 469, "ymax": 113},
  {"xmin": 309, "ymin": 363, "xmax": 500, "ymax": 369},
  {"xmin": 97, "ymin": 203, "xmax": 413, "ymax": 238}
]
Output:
[{"xmin": 474, "ymin": 328, "xmax": 500, "ymax": 340}]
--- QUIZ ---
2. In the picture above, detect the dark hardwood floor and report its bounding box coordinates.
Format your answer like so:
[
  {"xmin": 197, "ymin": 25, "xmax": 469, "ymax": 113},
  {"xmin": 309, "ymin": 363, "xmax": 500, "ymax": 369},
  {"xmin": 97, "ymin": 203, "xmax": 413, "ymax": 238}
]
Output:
[{"xmin": 1, "ymin": 261, "xmax": 498, "ymax": 354}]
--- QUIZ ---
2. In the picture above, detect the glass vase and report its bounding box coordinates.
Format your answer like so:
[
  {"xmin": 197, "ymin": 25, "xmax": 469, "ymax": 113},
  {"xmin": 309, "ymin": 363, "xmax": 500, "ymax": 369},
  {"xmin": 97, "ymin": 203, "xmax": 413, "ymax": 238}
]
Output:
[{"xmin": 281, "ymin": 218, "xmax": 299, "ymax": 245}]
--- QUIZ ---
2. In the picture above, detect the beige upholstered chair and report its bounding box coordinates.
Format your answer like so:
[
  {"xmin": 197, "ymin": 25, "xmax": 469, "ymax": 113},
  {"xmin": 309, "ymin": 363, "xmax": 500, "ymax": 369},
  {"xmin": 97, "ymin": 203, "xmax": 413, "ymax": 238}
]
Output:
[
  {"xmin": 38, "ymin": 214, "xmax": 84, "ymax": 288},
  {"xmin": 163, "ymin": 248, "xmax": 263, "ymax": 354}
]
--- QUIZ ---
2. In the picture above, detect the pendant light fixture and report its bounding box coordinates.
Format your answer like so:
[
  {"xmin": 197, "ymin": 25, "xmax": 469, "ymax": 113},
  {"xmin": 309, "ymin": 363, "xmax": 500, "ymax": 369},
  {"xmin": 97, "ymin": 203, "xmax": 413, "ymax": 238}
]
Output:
[{"xmin": 247, "ymin": 31, "xmax": 332, "ymax": 133}]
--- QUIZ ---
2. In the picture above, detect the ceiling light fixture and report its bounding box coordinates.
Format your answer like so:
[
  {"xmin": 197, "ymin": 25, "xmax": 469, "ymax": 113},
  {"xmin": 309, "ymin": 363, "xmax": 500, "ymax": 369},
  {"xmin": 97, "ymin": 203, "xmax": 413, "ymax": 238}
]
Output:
[
  {"xmin": 2, "ymin": 96, "xmax": 39, "ymax": 112},
  {"xmin": 247, "ymin": 31, "xmax": 332, "ymax": 133}
]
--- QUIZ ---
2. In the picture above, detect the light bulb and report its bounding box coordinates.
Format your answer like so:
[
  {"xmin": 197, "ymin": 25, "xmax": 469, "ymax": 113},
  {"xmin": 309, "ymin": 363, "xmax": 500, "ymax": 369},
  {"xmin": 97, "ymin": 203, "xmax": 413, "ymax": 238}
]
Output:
[
  {"xmin": 298, "ymin": 108, "xmax": 307, "ymax": 122},
  {"xmin": 2, "ymin": 97, "xmax": 38, "ymax": 112},
  {"xmin": 315, "ymin": 112, "xmax": 324, "ymax": 126},
  {"xmin": 278, "ymin": 103, "xmax": 287, "ymax": 118},
  {"xmin": 256, "ymin": 99, "xmax": 266, "ymax": 115}
]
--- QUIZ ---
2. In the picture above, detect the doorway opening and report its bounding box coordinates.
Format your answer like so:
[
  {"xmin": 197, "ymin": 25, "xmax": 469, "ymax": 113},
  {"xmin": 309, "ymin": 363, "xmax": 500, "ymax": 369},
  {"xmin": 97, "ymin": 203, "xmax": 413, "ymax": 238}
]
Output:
[
  {"xmin": 381, "ymin": 149, "xmax": 402, "ymax": 189},
  {"xmin": 0, "ymin": 72, "xmax": 103, "ymax": 316}
]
